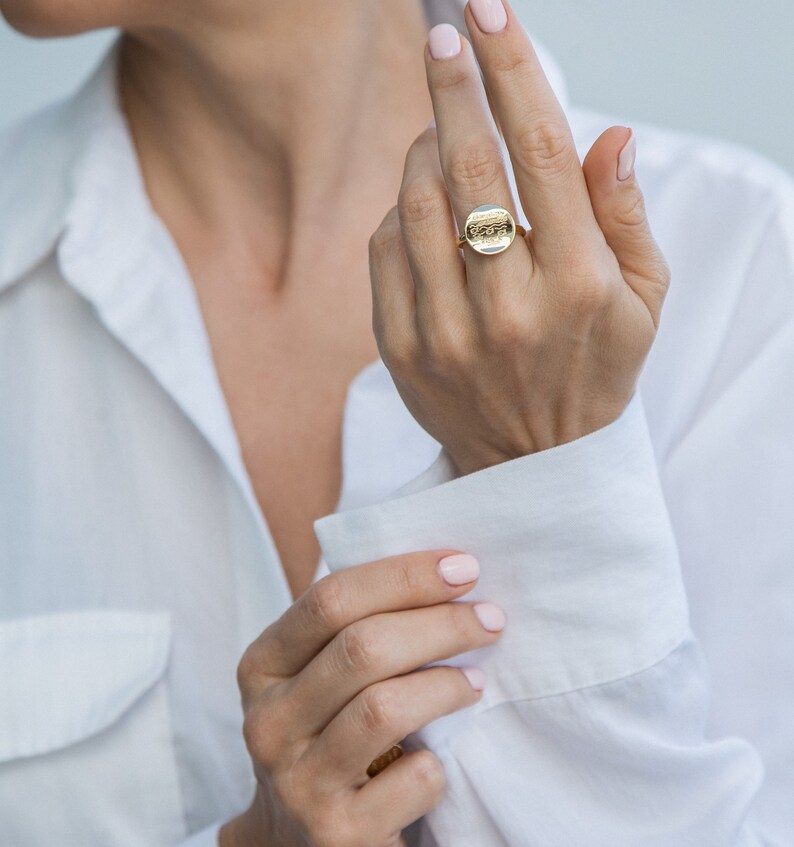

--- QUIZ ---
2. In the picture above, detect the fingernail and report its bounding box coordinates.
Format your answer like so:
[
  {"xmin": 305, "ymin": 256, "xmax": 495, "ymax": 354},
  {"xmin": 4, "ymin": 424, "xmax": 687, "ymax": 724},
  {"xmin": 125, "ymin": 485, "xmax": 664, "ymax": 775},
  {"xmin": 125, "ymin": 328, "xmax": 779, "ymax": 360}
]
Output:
[
  {"xmin": 438, "ymin": 553, "xmax": 480, "ymax": 585},
  {"xmin": 617, "ymin": 129, "xmax": 636, "ymax": 182},
  {"xmin": 426, "ymin": 117, "xmax": 436, "ymax": 129},
  {"xmin": 428, "ymin": 23, "xmax": 461, "ymax": 60},
  {"xmin": 469, "ymin": 0, "xmax": 508, "ymax": 34},
  {"xmin": 474, "ymin": 602, "xmax": 506, "ymax": 632},
  {"xmin": 462, "ymin": 667, "xmax": 486, "ymax": 691}
]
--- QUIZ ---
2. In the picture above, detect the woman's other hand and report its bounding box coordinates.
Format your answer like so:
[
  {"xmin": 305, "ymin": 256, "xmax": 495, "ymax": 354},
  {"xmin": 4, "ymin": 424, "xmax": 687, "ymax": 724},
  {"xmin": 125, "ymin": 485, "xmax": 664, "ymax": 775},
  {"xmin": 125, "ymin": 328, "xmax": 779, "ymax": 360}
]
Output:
[
  {"xmin": 370, "ymin": 0, "xmax": 671, "ymax": 475},
  {"xmin": 220, "ymin": 551, "xmax": 503, "ymax": 847}
]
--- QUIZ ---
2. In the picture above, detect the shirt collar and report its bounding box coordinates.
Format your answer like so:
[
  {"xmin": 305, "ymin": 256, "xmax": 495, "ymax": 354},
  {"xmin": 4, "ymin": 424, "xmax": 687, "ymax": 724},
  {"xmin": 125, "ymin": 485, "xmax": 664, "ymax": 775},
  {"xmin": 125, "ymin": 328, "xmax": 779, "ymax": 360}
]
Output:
[
  {"xmin": 0, "ymin": 43, "xmax": 156, "ymax": 291},
  {"xmin": 0, "ymin": 43, "xmax": 271, "ymax": 527},
  {"xmin": 0, "ymin": 48, "xmax": 109, "ymax": 289}
]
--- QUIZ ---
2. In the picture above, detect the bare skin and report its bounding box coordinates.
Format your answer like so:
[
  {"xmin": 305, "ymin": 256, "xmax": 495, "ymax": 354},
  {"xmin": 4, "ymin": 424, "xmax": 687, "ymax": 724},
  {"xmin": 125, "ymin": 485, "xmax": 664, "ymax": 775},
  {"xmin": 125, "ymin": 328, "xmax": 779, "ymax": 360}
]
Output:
[{"xmin": 118, "ymin": 2, "xmax": 435, "ymax": 598}]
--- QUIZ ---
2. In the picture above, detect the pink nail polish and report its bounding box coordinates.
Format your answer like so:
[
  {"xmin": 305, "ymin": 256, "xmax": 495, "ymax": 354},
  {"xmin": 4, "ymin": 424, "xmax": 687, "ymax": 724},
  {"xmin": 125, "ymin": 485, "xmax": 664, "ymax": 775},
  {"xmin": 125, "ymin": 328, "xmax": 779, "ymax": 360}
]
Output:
[
  {"xmin": 474, "ymin": 602, "xmax": 506, "ymax": 632},
  {"xmin": 462, "ymin": 667, "xmax": 486, "ymax": 691},
  {"xmin": 428, "ymin": 23, "xmax": 461, "ymax": 60},
  {"xmin": 469, "ymin": 0, "xmax": 508, "ymax": 34},
  {"xmin": 617, "ymin": 129, "xmax": 636, "ymax": 182},
  {"xmin": 439, "ymin": 554, "xmax": 480, "ymax": 585}
]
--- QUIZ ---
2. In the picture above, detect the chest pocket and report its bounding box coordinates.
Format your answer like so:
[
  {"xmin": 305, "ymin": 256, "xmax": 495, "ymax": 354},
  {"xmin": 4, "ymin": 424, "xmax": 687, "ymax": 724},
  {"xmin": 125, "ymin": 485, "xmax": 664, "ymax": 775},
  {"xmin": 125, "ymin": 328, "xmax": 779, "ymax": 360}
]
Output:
[{"xmin": 0, "ymin": 610, "xmax": 186, "ymax": 846}]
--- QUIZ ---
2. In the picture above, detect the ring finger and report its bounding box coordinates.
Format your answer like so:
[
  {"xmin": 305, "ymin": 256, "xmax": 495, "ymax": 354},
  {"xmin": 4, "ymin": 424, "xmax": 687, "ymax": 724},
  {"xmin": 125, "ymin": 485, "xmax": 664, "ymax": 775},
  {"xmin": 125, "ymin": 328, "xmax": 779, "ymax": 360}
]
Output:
[{"xmin": 423, "ymin": 26, "xmax": 530, "ymax": 283}]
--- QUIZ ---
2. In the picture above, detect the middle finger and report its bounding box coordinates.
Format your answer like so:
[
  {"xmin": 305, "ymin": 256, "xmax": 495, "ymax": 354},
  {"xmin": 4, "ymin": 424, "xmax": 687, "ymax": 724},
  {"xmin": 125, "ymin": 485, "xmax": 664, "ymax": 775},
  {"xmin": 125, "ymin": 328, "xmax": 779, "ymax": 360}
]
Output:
[
  {"xmin": 283, "ymin": 600, "xmax": 504, "ymax": 736},
  {"xmin": 463, "ymin": 0, "xmax": 599, "ymax": 247}
]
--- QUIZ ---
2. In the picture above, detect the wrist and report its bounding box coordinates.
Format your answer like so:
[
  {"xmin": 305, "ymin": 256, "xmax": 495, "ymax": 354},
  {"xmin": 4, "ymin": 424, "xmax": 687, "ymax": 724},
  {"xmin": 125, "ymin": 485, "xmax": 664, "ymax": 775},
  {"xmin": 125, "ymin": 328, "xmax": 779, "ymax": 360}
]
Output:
[{"xmin": 449, "ymin": 401, "xmax": 629, "ymax": 476}]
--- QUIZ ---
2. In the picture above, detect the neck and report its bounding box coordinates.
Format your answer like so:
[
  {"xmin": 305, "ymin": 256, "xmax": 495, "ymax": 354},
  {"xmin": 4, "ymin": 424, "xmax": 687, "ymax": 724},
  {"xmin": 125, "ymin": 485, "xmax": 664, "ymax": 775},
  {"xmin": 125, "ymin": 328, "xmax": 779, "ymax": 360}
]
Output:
[{"xmin": 119, "ymin": 0, "xmax": 435, "ymax": 293}]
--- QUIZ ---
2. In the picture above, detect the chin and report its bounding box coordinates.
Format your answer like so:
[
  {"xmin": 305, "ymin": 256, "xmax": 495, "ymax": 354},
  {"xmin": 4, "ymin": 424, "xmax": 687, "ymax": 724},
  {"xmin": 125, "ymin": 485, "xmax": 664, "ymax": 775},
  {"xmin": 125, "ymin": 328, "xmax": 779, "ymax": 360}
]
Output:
[{"xmin": 0, "ymin": 0, "xmax": 125, "ymax": 36}]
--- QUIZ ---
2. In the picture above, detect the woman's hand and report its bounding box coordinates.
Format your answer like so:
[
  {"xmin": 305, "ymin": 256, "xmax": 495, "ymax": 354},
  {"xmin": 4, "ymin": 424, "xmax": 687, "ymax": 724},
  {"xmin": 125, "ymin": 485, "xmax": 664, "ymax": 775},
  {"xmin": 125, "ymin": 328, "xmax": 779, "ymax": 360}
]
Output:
[
  {"xmin": 220, "ymin": 551, "xmax": 503, "ymax": 847},
  {"xmin": 369, "ymin": 0, "xmax": 671, "ymax": 475}
]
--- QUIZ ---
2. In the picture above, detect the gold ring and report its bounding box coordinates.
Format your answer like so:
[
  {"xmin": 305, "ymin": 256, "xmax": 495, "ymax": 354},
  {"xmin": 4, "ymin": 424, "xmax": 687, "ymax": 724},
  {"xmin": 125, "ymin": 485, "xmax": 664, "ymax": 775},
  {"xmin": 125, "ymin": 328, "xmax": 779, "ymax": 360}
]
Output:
[
  {"xmin": 366, "ymin": 744, "xmax": 404, "ymax": 778},
  {"xmin": 456, "ymin": 204, "xmax": 527, "ymax": 255}
]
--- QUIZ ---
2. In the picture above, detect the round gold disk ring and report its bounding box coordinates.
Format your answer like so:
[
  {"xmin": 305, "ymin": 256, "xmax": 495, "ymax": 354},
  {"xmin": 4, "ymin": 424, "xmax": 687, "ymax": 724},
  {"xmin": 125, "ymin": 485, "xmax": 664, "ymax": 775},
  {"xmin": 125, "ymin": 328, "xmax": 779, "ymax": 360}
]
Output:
[
  {"xmin": 366, "ymin": 744, "xmax": 404, "ymax": 779},
  {"xmin": 456, "ymin": 204, "xmax": 527, "ymax": 255}
]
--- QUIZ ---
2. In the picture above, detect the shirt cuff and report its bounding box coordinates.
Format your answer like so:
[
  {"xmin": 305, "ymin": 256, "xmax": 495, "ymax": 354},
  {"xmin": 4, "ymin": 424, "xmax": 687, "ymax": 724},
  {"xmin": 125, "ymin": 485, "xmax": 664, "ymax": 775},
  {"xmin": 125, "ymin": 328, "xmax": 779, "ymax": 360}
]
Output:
[
  {"xmin": 176, "ymin": 822, "xmax": 222, "ymax": 847},
  {"xmin": 315, "ymin": 392, "xmax": 689, "ymax": 722}
]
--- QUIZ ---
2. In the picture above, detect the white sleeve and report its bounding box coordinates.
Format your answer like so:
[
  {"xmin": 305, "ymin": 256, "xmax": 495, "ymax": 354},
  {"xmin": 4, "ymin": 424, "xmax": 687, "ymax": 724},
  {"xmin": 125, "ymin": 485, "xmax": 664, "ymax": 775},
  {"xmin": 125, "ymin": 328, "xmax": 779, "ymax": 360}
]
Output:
[{"xmin": 314, "ymin": 393, "xmax": 773, "ymax": 846}]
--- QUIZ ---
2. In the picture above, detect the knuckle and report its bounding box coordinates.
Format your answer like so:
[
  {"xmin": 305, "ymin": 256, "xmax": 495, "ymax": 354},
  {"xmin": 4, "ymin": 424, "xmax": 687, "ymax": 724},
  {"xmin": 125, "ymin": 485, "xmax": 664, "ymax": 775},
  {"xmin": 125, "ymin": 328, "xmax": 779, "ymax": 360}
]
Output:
[
  {"xmin": 480, "ymin": 301, "xmax": 530, "ymax": 352},
  {"xmin": 515, "ymin": 119, "xmax": 573, "ymax": 173},
  {"xmin": 491, "ymin": 45, "xmax": 533, "ymax": 77},
  {"xmin": 446, "ymin": 140, "xmax": 505, "ymax": 194},
  {"xmin": 379, "ymin": 331, "xmax": 418, "ymax": 380},
  {"xmin": 615, "ymin": 191, "xmax": 649, "ymax": 230},
  {"xmin": 398, "ymin": 177, "xmax": 448, "ymax": 227},
  {"xmin": 640, "ymin": 254, "xmax": 672, "ymax": 316},
  {"xmin": 235, "ymin": 636, "xmax": 282, "ymax": 702},
  {"xmin": 236, "ymin": 644, "xmax": 260, "ymax": 696},
  {"xmin": 383, "ymin": 555, "xmax": 420, "ymax": 600},
  {"xmin": 305, "ymin": 576, "xmax": 348, "ymax": 634},
  {"xmin": 419, "ymin": 324, "xmax": 469, "ymax": 372},
  {"xmin": 242, "ymin": 702, "xmax": 280, "ymax": 766},
  {"xmin": 573, "ymin": 275, "xmax": 612, "ymax": 313},
  {"xmin": 368, "ymin": 219, "xmax": 403, "ymax": 258},
  {"xmin": 654, "ymin": 257, "xmax": 672, "ymax": 292},
  {"xmin": 410, "ymin": 750, "xmax": 446, "ymax": 802},
  {"xmin": 337, "ymin": 621, "xmax": 382, "ymax": 675},
  {"xmin": 443, "ymin": 601, "xmax": 480, "ymax": 646},
  {"xmin": 358, "ymin": 684, "xmax": 400, "ymax": 735},
  {"xmin": 432, "ymin": 64, "xmax": 476, "ymax": 94}
]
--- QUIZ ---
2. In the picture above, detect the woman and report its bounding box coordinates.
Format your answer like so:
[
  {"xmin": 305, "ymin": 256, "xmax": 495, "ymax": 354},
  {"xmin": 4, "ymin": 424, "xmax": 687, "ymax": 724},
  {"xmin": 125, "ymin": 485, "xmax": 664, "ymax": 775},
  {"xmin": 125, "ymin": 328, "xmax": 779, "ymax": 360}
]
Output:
[{"xmin": 0, "ymin": 0, "xmax": 791, "ymax": 844}]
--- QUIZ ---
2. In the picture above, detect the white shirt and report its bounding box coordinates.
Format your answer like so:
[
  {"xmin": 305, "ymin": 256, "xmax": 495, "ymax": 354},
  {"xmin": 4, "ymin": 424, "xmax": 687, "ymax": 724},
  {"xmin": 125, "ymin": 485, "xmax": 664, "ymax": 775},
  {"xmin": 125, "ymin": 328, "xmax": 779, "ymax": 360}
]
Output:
[{"xmin": 1, "ymin": 31, "xmax": 793, "ymax": 847}]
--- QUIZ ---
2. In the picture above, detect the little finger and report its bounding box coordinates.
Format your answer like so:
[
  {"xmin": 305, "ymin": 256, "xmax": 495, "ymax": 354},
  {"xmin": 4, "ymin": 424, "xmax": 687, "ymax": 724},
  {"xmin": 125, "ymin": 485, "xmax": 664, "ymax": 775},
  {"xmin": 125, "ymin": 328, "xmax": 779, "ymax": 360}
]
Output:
[
  {"xmin": 370, "ymin": 205, "xmax": 419, "ymax": 366},
  {"xmin": 397, "ymin": 126, "xmax": 467, "ymax": 326}
]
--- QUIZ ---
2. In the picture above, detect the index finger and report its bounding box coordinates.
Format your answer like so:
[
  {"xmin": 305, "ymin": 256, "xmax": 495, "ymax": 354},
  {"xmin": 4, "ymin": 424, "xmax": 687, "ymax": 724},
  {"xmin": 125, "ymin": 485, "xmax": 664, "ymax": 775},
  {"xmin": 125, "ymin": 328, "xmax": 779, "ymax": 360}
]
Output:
[
  {"xmin": 464, "ymin": 0, "xmax": 598, "ymax": 242},
  {"xmin": 244, "ymin": 551, "xmax": 478, "ymax": 680}
]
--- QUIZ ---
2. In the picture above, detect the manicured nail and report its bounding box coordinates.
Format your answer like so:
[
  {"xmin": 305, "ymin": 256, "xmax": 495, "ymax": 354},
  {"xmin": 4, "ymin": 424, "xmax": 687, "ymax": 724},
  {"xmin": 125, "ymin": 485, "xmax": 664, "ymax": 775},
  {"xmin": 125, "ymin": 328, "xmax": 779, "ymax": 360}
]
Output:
[
  {"xmin": 469, "ymin": 0, "xmax": 508, "ymax": 34},
  {"xmin": 428, "ymin": 23, "xmax": 461, "ymax": 60},
  {"xmin": 462, "ymin": 667, "xmax": 486, "ymax": 691},
  {"xmin": 617, "ymin": 129, "xmax": 636, "ymax": 181},
  {"xmin": 474, "ymin": 602, "xmax": 506, "ymax": 632},
  {"xmin": 439, "ymin": 553, "xmax": 480, "ymax": 585}
]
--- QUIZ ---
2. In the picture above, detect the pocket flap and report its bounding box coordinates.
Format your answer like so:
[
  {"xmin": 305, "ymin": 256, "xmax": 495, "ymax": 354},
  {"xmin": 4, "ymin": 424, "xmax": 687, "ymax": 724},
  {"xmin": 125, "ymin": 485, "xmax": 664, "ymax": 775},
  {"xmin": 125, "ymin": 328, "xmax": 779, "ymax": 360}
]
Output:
[{"xmin": 0, "ymin": 610, "xmax": 172, "ymax": 762}]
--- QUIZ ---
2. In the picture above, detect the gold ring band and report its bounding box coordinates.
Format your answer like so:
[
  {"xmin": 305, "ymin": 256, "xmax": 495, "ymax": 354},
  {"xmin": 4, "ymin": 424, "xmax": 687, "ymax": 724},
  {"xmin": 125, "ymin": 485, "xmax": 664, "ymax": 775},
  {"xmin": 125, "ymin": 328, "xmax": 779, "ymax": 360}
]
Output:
[
  {"xmin": 456, "ymin": 204, "xmax": 527, "ymax": 255},
  {"xmin": 366, "ymin": 744, "xmax": 404, "ymax": 779}
]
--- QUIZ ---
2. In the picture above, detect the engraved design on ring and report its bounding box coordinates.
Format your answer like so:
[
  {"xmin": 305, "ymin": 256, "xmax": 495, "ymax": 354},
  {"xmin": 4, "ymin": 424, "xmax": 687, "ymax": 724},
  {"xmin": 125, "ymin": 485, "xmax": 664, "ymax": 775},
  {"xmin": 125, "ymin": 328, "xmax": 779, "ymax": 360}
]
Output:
[
  {"xmin": 366, "ymin": 744, "xmax": 404, "ymax": 778},
  {"xmin": 455, "ymin": 204, "xmax": 527, "ymax": 255}
]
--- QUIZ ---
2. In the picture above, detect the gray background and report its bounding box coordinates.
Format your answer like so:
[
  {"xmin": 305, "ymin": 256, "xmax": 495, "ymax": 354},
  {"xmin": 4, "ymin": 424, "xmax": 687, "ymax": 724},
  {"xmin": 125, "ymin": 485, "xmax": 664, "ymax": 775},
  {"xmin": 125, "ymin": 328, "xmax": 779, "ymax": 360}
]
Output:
[{"xmin": 0, "ymin": 1, "xmax": 792, "ymax": 173}]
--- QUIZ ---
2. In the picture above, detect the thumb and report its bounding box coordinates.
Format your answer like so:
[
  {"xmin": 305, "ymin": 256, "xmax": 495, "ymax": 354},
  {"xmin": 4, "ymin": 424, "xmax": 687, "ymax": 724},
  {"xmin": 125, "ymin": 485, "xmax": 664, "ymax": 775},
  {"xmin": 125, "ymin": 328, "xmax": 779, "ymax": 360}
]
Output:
[{"xmin": 583, "ymin": 126, "xmax": 671, "ymax": 327}]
